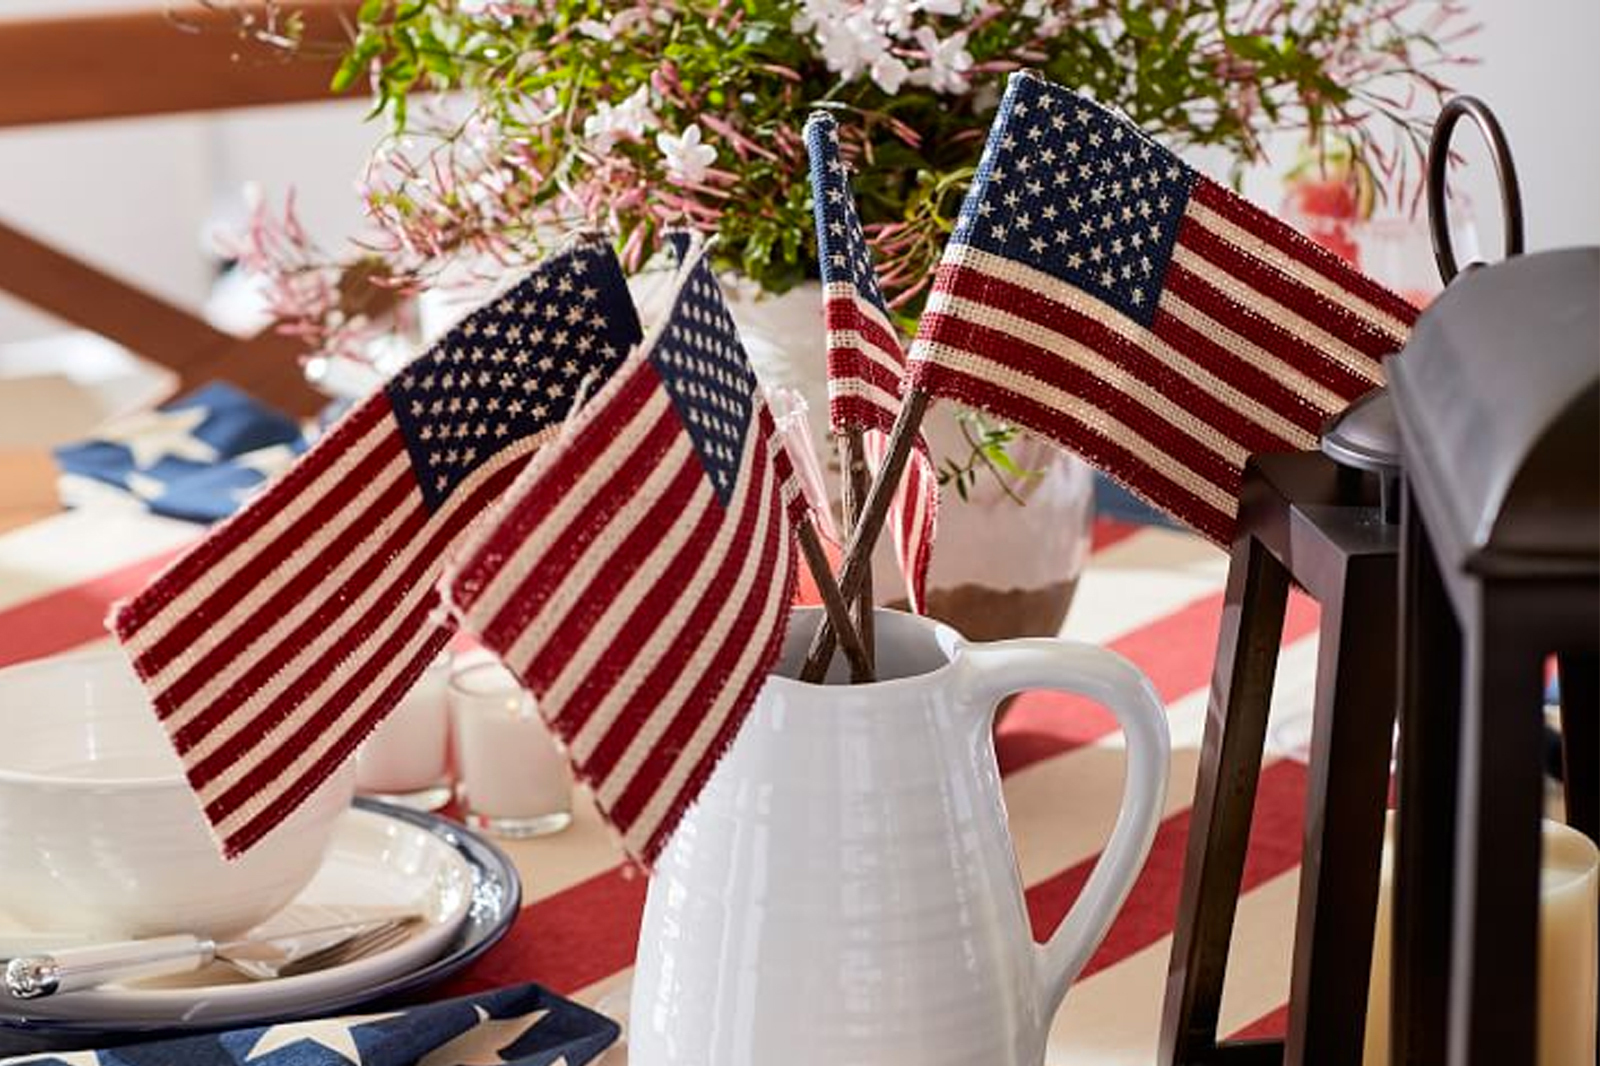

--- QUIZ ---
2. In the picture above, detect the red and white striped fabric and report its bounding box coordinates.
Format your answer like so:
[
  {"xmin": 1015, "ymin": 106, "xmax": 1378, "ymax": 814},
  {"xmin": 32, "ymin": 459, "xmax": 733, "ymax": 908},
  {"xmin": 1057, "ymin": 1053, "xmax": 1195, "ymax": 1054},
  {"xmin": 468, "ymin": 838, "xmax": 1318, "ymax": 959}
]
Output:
[
  {"xmin": 444, "ymin": 243, "xmax": 806, "ymax": 866},
  {"xmin": 806, "ymin": 112, "xmax": 939, "ymax": 611},
  {"xmin": 0, "ymin": 507, "xmax": 1322, "ymax": 1063},
  {"xmin": 107, "ymin": 240, "xmax": 643, "ymax": 858},
  {"xmin": 912, "ymin": 72, "xmax": 1420, "ymax": 545}
]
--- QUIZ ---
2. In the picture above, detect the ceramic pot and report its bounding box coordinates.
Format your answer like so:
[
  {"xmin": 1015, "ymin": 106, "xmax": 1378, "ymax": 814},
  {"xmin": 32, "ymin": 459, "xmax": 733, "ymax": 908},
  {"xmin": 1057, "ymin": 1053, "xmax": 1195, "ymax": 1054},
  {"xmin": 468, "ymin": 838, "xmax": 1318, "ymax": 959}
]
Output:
[{"xmin": 629, "ymin": 607, "xmax": 1170, "ymax": 1065}]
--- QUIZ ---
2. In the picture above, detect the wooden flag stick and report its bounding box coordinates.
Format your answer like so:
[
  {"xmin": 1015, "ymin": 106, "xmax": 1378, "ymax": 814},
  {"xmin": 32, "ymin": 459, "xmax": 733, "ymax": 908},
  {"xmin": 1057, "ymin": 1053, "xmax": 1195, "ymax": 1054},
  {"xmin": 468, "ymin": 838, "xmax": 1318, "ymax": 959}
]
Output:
[
  {"xmin": 795, "ymin": 517, "xmax": 875, "ymax": 683},
  {"xmin": 800, "ymin": 389, "xmax": 930, "ymax": 682},
  {"xmin": 838, "ymin": 425, "xmax": 876, "ymax": 667}
]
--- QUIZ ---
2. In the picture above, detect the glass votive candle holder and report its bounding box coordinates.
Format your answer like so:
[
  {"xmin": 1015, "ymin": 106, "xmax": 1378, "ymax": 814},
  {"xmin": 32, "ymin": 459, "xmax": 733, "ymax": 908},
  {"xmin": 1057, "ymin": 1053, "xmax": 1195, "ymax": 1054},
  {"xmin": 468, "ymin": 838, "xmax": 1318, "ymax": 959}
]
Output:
[
  {"xmin": 448, "ymin": 662, "xmax": 573, "ymax": 839},
  {"xmin": 353, "ymin": 651, "xmax": 452, "ymax": 811}
]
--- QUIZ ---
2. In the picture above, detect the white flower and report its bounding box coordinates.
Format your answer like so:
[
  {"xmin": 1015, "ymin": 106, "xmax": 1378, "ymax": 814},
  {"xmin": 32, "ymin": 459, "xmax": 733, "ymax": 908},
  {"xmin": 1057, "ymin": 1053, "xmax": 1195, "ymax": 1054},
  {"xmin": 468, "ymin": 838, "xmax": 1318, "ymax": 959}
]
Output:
[
  {"xmin": 657, "ymin": 124, "xmax": 718, "ymax": 184},
  {"xmin": 870, "ymin": 51, "xmax": 911, "ymax": 93},
  {"xmin": 582, "ymin": 85, "xmax": 656, "ymax": 153},
  {"xmin": 820, "ymin": 10, "xmax": 893, "ymax": 82},
  {"xmin": 911, "ymin": 26, "xmax": 973, "ymax": 94},
  {"xmin": 916, "ymin": 0, "xmax": 964, "ymax": 16}
]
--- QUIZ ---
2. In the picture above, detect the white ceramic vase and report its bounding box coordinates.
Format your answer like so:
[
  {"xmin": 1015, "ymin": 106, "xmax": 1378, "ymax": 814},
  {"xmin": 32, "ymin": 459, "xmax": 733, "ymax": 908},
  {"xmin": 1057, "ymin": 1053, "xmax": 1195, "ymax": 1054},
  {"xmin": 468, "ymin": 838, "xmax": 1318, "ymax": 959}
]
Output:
[{"xmin": 629, "ymin": 607, "xmax": 1170, "ymax": 1065}]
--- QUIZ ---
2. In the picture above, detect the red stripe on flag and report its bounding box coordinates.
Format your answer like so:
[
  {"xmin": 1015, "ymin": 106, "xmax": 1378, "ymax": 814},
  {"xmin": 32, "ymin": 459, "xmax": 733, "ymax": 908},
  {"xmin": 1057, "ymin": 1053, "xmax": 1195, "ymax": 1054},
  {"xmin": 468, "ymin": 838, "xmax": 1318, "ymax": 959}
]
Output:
[
  {"xmin": 604, "ymin": 446, "xmax": 782, "ymax": 833},
  {"xmin": 0, "ymin": 547, "xmax": 188, "ymax": 669},
  {"xmin": 168, "ymin": 482, "xmax": 432, "ymax": 748},
  {"xmin": 996, "ymin": 589, "xmax": 1320, "ymax": 775},
  {"xmin": 935, "ymin": 265, "xmax": 1298, "ymax": 457},
  {"xmin": 131, "ymin": 431, "xmax": 409, "ymax": 680},
  {"xmin": 450, "ymin": 365, "xmax": 658, "ymax": 607},
  {"xmin": 191, "ymin": 457, "xmax": 527, "ymax": 804},
  {"xmin": 1161, "ymin": 260, "xmax": 1380, "ymax": 402},
  {"xmin": 1146, "ymin": 307, "xmax": 1330, "ymax": 438},
  {"xmin": 642, "ymin": 525, "xmax": 798, "ymax": 861},
  {"xmin": 913, "ymin": 359, "xmax": 1235, "ymax": 545},
  {"xmin": 556, "ymin": 422, "xmax": 768, "ymax": 771},
  {"xmin": 824, "ymin": 297, "xmax": 902, "ymax": 368},
  {"xmin": 1025, "ymin": 758, "xmax": 1307, "ymax": 978},
  {"xmin": 220, "ymin": 615, "xmax": 456, "ymax": 856},
  {"xmin": 1190, "ymin": 179, "xmax": 1421, "ymax": 327},
  {"xmin": 1178, "ymin": 215, "xmax": 1406, "ymax": 358},
  {"xmin": 476, "ymin": 407, "xmax": 682, "ymax": 655},
  {"xmin": 515, "ymin": 462, "xmax": 709, "ymax": 733},
  {"xmin": 916, "ymin": 310, "xmax": 1245, "ymax": 497},
  {"xmin": 111, "ymin": 398, "xmax": 390, "ymax": 635},
  {"xmin": 133, "ymin": 431, "xmax": 410, "ymax": 680}
]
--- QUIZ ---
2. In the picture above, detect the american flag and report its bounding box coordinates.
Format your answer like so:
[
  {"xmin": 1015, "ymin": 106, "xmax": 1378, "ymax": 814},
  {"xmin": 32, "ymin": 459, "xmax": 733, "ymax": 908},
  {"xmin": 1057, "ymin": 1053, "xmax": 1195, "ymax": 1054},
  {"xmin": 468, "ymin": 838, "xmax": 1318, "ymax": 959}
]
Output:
[
  {"xmin": 911, "ymin": 72, "xmax": 1420, "ymax": 544},
  {"xmin": 444, "ymin": 239, "xmax": 806, "ymax": 866},
  {"xmin": 110, "ymin": 240, "xmax": 643, "ymax": 858},
  {"xmin": 806, "ymin": 113, "xmax": 938, "ymax": 612}
]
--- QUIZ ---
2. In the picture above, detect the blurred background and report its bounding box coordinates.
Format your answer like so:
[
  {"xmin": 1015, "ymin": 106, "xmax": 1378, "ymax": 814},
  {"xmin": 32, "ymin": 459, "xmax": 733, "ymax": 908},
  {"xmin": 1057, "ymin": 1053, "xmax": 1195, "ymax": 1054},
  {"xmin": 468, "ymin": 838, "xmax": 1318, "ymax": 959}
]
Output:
[{"xmin": 1, "ymin": 0, "xmax": 1595, "ymax": 443}]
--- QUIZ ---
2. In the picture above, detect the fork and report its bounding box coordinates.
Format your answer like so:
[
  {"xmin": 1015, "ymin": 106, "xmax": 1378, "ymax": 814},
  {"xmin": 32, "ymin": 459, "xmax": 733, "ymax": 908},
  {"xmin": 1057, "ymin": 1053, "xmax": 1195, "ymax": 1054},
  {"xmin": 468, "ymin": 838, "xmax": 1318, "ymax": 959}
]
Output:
[{"xmin": 4, "ymin": 914, "xmax": 423, "ymax": 999}]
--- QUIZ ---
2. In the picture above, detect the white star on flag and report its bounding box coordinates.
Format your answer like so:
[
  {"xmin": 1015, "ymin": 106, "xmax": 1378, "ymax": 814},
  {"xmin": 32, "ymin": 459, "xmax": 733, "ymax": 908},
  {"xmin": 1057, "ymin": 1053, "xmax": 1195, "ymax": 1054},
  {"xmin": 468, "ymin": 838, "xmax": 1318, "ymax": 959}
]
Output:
[
  {"xmin": 414, "ymin": 1005, "xmax": 550, "ymax": 1066},
  {"xmin": 243, "ymin": 1008, "xmax": 405, "ymax": 1063},
  {"xmin": 99, "ymin": 404, "xmax": 218, "ymax": 469}
]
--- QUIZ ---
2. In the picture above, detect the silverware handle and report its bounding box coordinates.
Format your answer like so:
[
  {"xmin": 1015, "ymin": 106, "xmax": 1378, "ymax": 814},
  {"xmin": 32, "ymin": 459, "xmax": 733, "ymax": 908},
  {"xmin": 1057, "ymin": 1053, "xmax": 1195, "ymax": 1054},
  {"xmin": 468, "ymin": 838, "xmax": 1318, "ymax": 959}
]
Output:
[{"xmin": 4, "ymin": 934, "xmax": 211, "ymax": 999}]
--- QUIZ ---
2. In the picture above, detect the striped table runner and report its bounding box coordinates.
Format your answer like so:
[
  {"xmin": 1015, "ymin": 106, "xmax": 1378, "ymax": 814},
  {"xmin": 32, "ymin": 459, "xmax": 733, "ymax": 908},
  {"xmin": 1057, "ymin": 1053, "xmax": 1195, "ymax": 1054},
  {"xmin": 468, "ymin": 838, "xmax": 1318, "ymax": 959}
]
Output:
[{"xmin": 0, "ymin": 507, "xmax": 1321, "ymax": 1063}]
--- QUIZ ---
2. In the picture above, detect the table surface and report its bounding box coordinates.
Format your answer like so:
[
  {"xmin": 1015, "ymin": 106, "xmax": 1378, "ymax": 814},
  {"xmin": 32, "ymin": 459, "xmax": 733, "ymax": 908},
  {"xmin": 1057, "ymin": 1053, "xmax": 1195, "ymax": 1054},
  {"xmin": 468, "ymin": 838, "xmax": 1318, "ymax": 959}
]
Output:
[{"xmin": 0, "ymin": 500, "xmax": 1323, "ymax": 1064}]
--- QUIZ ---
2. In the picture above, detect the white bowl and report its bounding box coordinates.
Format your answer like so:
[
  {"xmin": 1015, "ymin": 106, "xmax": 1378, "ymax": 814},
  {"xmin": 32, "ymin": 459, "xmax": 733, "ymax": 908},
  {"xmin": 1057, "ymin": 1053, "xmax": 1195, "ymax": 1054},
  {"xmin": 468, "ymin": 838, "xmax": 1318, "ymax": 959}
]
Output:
[{"xmin": 0, "ymin": 649, "xmax": 355, "ymax": 939}]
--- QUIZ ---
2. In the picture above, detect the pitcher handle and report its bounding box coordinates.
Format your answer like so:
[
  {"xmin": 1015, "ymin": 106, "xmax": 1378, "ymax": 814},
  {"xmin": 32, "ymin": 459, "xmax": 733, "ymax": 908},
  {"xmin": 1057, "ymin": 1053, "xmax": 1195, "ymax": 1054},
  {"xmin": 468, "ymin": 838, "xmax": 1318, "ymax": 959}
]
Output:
[{"xmin": 960, "ymin": 639, "xmax": 1171, "ymax": 1020}]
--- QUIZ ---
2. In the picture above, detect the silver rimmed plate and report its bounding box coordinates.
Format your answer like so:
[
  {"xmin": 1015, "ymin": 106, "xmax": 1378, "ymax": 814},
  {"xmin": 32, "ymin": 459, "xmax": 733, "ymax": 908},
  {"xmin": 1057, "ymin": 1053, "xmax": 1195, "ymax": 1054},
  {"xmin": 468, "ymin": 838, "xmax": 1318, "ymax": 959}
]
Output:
[{"xmin": 0, "ymin": 798, "xmax": 520, "ymax": 1044}]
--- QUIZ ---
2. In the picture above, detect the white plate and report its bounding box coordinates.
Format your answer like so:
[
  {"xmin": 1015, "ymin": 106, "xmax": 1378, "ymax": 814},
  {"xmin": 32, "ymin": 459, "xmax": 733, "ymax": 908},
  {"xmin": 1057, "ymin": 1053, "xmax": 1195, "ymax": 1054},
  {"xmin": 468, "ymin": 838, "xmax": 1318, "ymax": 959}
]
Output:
[{"xmin": 0, "ymin": 806, "xmax": 473, "ymax": 1026}]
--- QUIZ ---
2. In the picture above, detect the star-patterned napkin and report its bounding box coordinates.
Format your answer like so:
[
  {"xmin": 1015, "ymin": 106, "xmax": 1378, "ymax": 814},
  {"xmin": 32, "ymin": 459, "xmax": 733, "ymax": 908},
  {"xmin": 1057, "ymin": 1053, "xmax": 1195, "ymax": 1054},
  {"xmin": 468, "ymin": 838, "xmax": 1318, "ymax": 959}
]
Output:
[
  {"xmin": 0, "ymin": 982, "xmax": 619, "ymax": 1066},
  {"xmin": 52, "ymin": 382, "xmax": 305, "ymax": 524}
]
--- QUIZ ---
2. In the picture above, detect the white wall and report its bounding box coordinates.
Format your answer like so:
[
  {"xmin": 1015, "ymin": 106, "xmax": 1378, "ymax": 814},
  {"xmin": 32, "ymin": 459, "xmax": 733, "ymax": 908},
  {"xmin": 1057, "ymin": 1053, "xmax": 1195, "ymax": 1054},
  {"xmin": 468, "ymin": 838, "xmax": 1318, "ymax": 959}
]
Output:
[{"xmin": 0, "ymin": 0, "xmax": 1594, "ymax": 344}]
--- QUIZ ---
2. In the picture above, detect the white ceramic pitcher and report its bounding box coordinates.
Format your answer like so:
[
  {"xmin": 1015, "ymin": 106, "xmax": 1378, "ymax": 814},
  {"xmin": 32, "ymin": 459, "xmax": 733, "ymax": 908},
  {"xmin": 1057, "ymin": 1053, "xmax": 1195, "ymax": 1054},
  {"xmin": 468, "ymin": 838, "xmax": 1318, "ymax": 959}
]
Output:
[{"xmin": 630, "ymin": 607, "xmax": 1170, "ymax": 1065}]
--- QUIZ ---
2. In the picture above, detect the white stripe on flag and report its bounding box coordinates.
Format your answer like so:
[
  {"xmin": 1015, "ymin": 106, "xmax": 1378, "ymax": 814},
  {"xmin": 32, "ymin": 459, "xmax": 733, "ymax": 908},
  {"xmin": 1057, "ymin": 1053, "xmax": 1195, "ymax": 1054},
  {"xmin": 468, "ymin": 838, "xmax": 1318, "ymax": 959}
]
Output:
[
  {"xmin": 930, "ymin": 248, "xmax": 1314, "ymax": 447},
  {"xmin": 453, "ymin": 393, "xmax": 670, "ymax": 632},
  {"xmin": 121, "ymin": 412, "xmax": 397, "ymax": 653},
  {"xmin": 1170, "ymin": 244, "xmax": 1387, "ymax": 385},
  {"xmin": 592, "ymin": 426, "xmax": 779, "ymax": 794},
  {"xmin": 1186, "ymin": 200, "xmax": 1413, "ymax": 340}
]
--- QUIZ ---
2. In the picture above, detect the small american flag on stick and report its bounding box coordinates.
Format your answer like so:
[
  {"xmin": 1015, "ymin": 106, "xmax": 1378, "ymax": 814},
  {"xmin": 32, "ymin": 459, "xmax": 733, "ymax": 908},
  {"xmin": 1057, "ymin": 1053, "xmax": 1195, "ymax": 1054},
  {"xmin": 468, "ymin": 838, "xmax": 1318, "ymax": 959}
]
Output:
[
  {"xmin": 800, "ymin": 70, "xmax": 1420, "ymax": 680},
  {"xmin": 445, "ymin": 239, "xmax": 810, "ymax": 866},
  {"xmin": 111, "ymin": 239, "xmax": 643, "ymax": 857},
  {"xmin": 806, "ymin": 112, "xmax": 939, "ymax": 615},
  {"xmin": 912, "ymin": 71, "xmax": 1420, "ymax": 543}
]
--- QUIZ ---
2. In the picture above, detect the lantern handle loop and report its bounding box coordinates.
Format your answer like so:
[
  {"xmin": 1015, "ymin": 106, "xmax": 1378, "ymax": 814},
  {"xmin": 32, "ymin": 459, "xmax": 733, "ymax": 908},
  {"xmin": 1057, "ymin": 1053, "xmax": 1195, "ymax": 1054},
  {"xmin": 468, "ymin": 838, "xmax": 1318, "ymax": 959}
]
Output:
[{"xmin": 1427, "ymin": 95, "xmax": 1525, "ymax": 286}]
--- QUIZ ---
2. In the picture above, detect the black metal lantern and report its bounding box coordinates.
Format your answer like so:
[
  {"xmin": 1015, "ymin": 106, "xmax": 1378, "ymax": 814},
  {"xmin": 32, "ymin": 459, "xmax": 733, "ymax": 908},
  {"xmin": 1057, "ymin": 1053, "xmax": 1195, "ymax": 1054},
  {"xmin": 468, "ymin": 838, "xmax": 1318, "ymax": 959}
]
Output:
[
  {"xmin": 1156, "ymin": 96, "xmax": 1574, "ymax": 1066},
  {"xmin": 1388, "ymin": 241, "xmax": 1598, "ymax": 1065}
]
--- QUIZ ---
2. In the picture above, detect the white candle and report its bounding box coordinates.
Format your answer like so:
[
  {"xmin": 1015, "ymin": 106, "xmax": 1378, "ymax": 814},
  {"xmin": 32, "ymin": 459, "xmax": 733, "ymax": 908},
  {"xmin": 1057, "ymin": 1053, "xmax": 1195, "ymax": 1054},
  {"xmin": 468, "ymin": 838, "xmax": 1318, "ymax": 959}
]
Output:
[
  {"xmin": 1363, "ymin": 813, "xmax": 1599, "ymax": 1065},
  {"xmin": 449, "ymin": 662, "xmax": 573, "ymax": 837},
  {"xmin": 354, "ymin": 653, "xmax": 451, "ymax": 800}
]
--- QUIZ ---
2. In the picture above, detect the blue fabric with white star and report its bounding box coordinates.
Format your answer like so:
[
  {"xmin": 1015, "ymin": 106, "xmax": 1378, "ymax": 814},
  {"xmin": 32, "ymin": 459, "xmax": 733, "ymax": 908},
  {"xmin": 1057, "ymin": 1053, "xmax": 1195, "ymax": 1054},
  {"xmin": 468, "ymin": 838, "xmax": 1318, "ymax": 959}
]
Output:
[
  {"xmin": 0, "ymin": 982, "xmax": 618, "ymax": 1066},
  {"xmin": 806, "ymin": 113, "xmax": 893, "ymax": 321},
  {"xmin": 386, "ymin": 242, "xmax": 643, "ymax": 512},
  {"xmin": 52, "ymin": 382, "xmax": 306, "ymax": 525},
  {"xmin": 647, "ymin": 254, "xmax": 759, "ymax": 509},
  {"xmin": 953, "ymin": 73, "xmax": 1196, "ymax": 329}
]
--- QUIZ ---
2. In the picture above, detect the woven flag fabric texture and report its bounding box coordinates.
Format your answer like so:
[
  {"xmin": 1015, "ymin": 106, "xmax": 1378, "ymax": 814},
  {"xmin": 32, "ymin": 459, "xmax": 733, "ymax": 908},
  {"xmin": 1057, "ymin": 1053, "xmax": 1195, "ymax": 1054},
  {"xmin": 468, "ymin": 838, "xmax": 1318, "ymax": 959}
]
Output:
[
  {"xmin": 0, "ymin": 982, "xmax": 618, "ymax": 1066},
  {"xmin": 445, "ymin": 240, "xmax": 806, "ymax": 866},
  {"xmin": 910, "ymin": 72, "xmax": 1420, "ymax": 545},
  {"xmin": 54, "ymin": 382, "xmax": 305, "ymax": 524},
  {"xmin": 109, "ymin": 240, "xmax": 644, "ymax": 858},
  {"xmin": 806, "ymin": 113, "xmax": 938, "ymax": 611}
]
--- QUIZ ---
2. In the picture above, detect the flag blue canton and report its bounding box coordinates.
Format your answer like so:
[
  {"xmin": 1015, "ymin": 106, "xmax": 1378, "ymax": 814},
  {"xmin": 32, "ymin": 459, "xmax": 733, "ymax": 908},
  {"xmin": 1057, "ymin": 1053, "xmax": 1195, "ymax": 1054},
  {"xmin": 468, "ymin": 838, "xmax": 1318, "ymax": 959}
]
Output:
[
  {"xmin": 647, "ymin": 257, "xmax": 757, "ymax": 507},
  {"xmin": 0, "ymin": 983, "xmax": 619, "ymax": 1066},
  {"xmin": 388, "ymin": 242, "xmax": 643, "ymax": 510},
  {"xmin": 954, "ymin": 74, "xmax": 1196, "ymax": 328},
  {"xmin": 806, "ymin": 115, "xmax": 892, "ymax": 319},
  {"xmin": 52, "ymin": 382, "xmax": 305, "ymax": 524}
]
